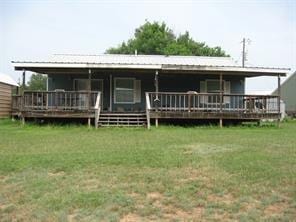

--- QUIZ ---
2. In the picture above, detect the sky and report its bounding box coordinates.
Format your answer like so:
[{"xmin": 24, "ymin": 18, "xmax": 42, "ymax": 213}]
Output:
[{"xmin": 0, "ymin": 0, "xmax": 295, "ymax": 93}]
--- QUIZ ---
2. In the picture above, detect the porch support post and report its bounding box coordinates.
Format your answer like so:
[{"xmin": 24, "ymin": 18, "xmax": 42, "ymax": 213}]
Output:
[
  {"xmin": 21, "ymin": 69, "xmax": 26, "ymax": 124},
  {"xmin": 22, "ymin": 116, "xmax": 25, "ymax": 125},
  {"xmin": 88, "ymin": 69, "xmax": 92, "ymax": 128},
  {"xmin": 22, "ymin": 69, "xmax": 26, "ymax": 93},
  {"xmin": 277, "ymin": 74, "xmax": 281, "ymax": 127},
  {"xmin": 219, "ymin": 73, "xmax": 223, "ymax": 128},
  {"xmin": 155, "ymin": 70, "xmax": 159, "ymax": 127},
  {"xmin": 110, "ymin": 74, "xmax": 112, "ymax": 112}
]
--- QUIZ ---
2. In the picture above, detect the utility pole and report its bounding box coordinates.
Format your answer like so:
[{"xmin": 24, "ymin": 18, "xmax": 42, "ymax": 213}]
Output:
[
  {"xmin": 242, "ymin": 38, "xmax": 246, "ymax": 67},
  {"xmin": 241, "ymin": 38, "xmax": 251, "ymax": 67}
]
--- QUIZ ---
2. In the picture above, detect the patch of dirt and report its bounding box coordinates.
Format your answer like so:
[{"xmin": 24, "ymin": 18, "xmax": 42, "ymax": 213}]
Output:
[
  {"xmin": 120, "ymin": 213, "xmax": 141, "ymax": 222},
  {"xmin": 264, "ymin": 202, "xmax": 287, "ymax": 216},
  {"xmin": 171, "ymin": 167, "xmax": 213, "ymax": 186},
  {"xmin": 129, "ymin": 192, "xmax": 140, "ymax": 198},
  {"xmin": 48, "ymin": 171, "xmax": 65, "ymax": 177},
  {"xmin": 80, "ymin": 178, "xmax": 100, "ymax": 190},
  {"xmin": 0, "ymin": 203, "xmax": 13, "ymax": 211},
  {"xmin": 67, "ymin": 214, "xmax": 77, "ymax": 222},
  {"xmin": 0, "ymin": 175, "xmax": 8, "ymax": 182},
  {"xmin": 163, "ymin": 206, "xmax": 205, "ymax": 220},
  {"xmin": 183, "ymin": 143, "xmax": 240, "ymax": 156},
  {"xmin": 147, "ymin": 192, "xmax": 163, "ymax": 200},
  {"xmin": 207, "ymin": 193, "xmax": 234, "ymax": 205}
]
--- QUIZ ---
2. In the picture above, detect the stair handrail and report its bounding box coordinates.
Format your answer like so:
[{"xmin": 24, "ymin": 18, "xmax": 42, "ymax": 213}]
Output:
[
  {"xmin": 145, "ymin": 92, "xmax": 151, "ymax": 129},
  {"xmin": 94, "ymin": 92, "xmax": 101, "ymax": 128}
]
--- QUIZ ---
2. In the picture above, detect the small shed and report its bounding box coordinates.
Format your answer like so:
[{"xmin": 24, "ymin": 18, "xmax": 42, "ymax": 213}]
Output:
[{"xmin": 0, "ymin": 73, "xmax": 18, "ymax": 118}]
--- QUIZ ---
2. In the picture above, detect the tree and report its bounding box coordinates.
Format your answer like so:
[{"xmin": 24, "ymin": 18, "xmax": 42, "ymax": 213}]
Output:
[
  {"xmin": 106, "ymin": 21, "xmax": 228, "ymax": 57},
  {"xmin": 26, "ymin": 74, "xmax": 47, "ymax": 90}
]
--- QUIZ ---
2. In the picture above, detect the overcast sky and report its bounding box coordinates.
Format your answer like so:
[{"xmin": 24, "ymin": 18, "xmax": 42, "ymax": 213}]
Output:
[{"xmin": 0, "ymin": 0, "xmax": 295, "ymax": 92}]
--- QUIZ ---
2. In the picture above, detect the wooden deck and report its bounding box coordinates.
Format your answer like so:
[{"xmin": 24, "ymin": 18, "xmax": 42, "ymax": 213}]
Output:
[
  {"xmin": 12, "ymin": 91, "xmax": 99, "ymax": 119},
  {"xmin": 145, "ymin": 92, "xmax": 280, "ymax": 128},
  {"xmin": 12, "ymin": 91, "xmax": 280, "ymax": 127}
]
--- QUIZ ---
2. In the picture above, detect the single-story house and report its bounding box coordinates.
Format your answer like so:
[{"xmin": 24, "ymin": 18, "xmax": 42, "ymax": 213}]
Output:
[
  {"xmin": 272, "ymin": 71, "xmax": 296, "ymax": 117},
  {"xmin": 11, "ymin": 54, "xmax": 289, "ymax": 128},
  {"xmin": 0, "ymin": 73, "xmax": 18, "ymax": 118}
]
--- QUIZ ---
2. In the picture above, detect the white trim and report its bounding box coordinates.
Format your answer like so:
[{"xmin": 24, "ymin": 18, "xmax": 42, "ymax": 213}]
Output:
[
  {"xmin": 114, "ymin": 77, "xmax": 136, "ymax": 104},
  {"xmin": 13, "ymin": 62, "xmax": 161, "ymax": 70}
]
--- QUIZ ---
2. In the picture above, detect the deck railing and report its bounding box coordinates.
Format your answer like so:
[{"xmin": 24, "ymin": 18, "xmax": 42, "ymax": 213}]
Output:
[
  {"xmin": 12, "ymin": 91, "xmax": 100, "ymax": 112},
  {"xmin": 146, "ymin": 92, "xmax": 279, "ymax": 114},
  {"xmin": 94, "ymin": 92, "xmax": 102, "ymax": 128}
]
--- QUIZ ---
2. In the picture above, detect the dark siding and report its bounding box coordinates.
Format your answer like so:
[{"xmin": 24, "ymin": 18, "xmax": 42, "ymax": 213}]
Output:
[{"xmin": 48, "ymin": 72, "xmax": 245, "ymax": 111}]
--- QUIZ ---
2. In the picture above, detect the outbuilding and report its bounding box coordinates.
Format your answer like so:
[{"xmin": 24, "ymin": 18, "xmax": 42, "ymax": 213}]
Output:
[
  {"xmin": 0, "ymin": 73, "xmax": 18, "ymax": 118},
  {"xmin": 273, "ymin": 71, "xmax": 296, "ymax": 117}
]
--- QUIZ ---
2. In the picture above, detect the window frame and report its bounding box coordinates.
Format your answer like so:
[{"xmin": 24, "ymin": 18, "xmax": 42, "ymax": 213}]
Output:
[{"xmin": 114, "ymin": 77, "xmax": 136, "ymax": 104}]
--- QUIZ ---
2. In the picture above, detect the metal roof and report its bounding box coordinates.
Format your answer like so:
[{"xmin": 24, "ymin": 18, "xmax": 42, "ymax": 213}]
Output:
[
  {"xmin": 0, "ymin": 72, "xmax": 18, "ymax": 86},
  {"xmin": 16, "ymin": 54, "xmax": 238, "ymax": 66},
  {"xmin": 12, "ymin": 54, "xmax": 289, "ymax": 76}
]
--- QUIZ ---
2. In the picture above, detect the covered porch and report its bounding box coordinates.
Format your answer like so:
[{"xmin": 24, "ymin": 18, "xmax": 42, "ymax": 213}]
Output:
[
  {"xmin": 11, "ymin": 54, "xmax": 288, "ymax": 127},
  {"xmin": 12, "ymin": 89, "xmax": 281, "ymax": 128}
]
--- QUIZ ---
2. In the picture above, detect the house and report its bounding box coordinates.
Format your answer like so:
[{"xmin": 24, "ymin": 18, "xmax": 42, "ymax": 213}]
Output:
[
  {"xmin": 11, "ymin": 54, "xmax": 289, "ymax": 128},
  {"xmin": 272, "ymin": 71, "xmax": 296, "ymax": 117},
  {"xmin": 0, "ymin": 73, "xmax": 18, "ymax": 118}
]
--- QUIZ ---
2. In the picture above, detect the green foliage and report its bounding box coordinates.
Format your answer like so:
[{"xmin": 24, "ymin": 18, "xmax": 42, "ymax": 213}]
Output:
[
  {"xmin": 106, "ymin": 21, "xmax": 228, "ymax": 57},
  {"xmin": 26, "ymin": 73, "xmax": 47, "ymax": 91}
]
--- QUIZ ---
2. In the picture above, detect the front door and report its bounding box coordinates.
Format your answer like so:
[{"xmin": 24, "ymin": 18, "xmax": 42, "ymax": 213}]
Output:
[{"xmin": 74, "ymin": 79, "xmax": 104, "ymax": 107}]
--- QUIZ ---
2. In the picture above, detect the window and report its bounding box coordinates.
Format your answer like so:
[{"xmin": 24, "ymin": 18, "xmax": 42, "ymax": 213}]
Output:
[
  {"xmin": 207, "ymin": 80, "xmax": 220, "ymax": 93},
  {"xmin": 114, "ymin": 78, "xmax": 135, "ymax": 104}
]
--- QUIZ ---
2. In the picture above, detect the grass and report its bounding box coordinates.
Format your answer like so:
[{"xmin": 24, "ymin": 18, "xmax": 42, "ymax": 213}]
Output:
[{"xmin": 0, "ymin": 119, "xmax": 295, "ymax": 221}]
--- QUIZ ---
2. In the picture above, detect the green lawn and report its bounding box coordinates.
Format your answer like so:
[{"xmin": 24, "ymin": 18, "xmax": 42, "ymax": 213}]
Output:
[{"xmin": 0, "ymin": 119, "xmax": 295, "ymax": 221}]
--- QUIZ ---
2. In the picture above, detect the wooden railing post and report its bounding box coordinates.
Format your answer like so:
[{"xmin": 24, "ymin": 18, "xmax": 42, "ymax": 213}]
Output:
[
  {"xmin": 277, "ymin": 75, "xmax": 281, "ymax": 127},
  {"xmin": 145, "ymin": 92, "xmax": 151, "ymax": 129},
  {"xmin": 88, "ymin": 69, "xmax": 92, "ymax": 128},
  {"xmin": 154, "ymin": 71, "xmax": 159, "ymax": 127},
  {"xmin": 94, "ymin": 92, "xmax": 101, "ymax": 129},
  {"xmin": 219, "ymin": 73, "xmax": 223, "ymax": 128},
  {"xmin": 188, "ymin": 93, "xmax": 191, "ymax": 112}
]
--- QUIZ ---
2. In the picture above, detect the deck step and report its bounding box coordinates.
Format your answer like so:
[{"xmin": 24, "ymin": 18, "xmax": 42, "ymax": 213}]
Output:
[{"xmin": 97, "ymin": 112, "xmax": 147, "ymax": 127}]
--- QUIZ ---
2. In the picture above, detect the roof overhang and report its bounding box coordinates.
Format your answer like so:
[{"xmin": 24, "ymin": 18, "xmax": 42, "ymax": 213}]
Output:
[{"xmin": 12, "ymin": 61, "xmax": 289, "ymax": 77}]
